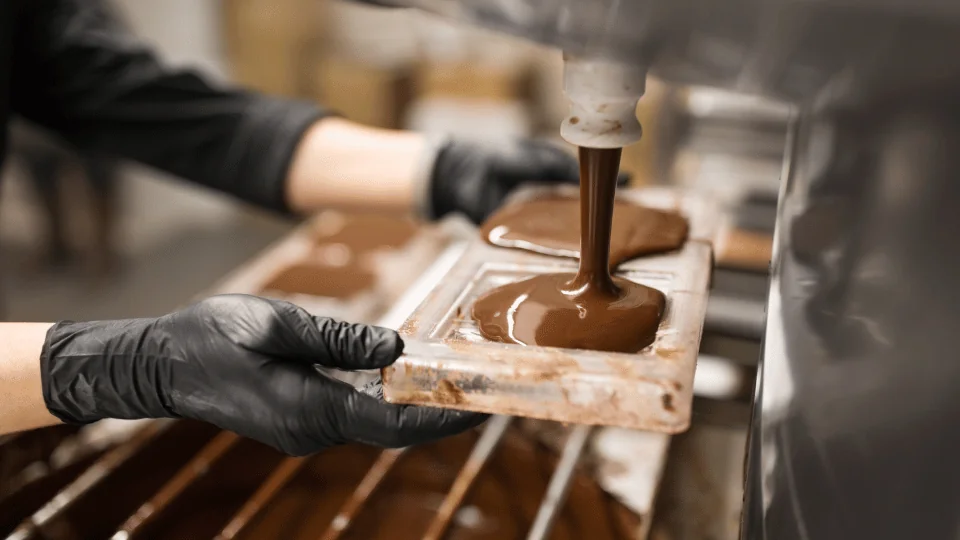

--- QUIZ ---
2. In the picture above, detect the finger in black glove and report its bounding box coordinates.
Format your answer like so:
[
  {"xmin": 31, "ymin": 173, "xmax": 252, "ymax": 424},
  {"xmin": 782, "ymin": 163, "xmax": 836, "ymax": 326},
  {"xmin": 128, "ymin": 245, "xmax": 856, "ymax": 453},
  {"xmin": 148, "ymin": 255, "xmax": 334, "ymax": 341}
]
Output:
[{"xmin": 41, "ymin": 294, "xmax": 486, "ymax": 455}]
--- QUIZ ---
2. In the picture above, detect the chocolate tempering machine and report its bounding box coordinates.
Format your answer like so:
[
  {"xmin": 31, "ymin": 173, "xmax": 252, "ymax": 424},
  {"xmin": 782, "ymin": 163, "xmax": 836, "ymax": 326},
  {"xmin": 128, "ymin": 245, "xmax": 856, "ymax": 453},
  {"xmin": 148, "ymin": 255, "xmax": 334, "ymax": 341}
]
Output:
[{"xmin": 372, "ymin": 0, "xmax": 960, "ymax": 538}]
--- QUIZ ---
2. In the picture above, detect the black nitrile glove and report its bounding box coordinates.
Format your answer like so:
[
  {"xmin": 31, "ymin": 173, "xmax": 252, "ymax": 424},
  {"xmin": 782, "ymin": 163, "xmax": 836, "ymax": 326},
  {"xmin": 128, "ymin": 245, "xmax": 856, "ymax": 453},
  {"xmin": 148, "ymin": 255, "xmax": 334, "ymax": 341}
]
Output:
[
  {"xmin": 41, "ymin": 294, "xmax": 485, "ymax": 456},
  {"xmin": 428, "ymin": 138, "xmax": 630, "ymax": 224}
]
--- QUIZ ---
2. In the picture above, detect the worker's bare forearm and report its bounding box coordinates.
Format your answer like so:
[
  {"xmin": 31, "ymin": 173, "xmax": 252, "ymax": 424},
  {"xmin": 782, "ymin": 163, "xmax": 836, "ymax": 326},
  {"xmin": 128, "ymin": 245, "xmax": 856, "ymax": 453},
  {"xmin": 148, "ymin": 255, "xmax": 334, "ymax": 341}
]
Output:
[
  {"xmin": 285, "ymin": 118, "xmax": 429, "ymax": 215},
  {"xmin": 0, "ymin": 323, "xmax": 59, "ymax": 434}
]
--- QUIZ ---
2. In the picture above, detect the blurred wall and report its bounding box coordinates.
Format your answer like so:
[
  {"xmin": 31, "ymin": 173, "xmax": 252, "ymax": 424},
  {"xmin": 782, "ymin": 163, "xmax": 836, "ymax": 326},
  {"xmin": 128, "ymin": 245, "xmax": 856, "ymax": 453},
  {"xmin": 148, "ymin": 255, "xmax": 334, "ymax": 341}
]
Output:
[
  {"xmin": 113, "ymin": 0, "xmax": 227, "ymax": 80},
  {"xmin": 107, "ymin": 0, "xmax": 249, "ymax": 252}
]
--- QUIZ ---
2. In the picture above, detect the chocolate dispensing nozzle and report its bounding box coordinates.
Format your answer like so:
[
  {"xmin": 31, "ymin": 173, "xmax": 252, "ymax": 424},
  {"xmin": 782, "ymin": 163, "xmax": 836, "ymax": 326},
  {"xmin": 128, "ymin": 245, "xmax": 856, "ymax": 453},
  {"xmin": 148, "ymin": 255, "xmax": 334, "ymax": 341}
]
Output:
[{"xmin": 560, "ymin": 54, "xmax": 646, "ymax": 149}]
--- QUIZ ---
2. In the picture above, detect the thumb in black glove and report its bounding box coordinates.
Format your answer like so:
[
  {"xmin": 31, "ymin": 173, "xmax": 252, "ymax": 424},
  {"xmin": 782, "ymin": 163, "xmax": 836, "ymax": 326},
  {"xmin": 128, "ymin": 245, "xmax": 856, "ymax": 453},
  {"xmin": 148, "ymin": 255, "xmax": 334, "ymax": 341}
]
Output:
[
  {"xmin": 41, "ymin": 294, "xmax": 485, "ymax": 456},
  {"xmin": 427, "ymin": 138, "xmax": 630, "ymax": 224}
]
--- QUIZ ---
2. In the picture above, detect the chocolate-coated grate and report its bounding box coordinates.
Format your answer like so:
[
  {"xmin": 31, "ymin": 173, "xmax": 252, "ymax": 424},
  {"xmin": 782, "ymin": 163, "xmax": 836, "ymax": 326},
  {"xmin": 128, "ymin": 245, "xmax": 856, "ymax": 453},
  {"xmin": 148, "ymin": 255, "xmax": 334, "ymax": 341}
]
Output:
[{"xmin": 1, "ymin": 417, "xmax": 642, "ymax": 540}]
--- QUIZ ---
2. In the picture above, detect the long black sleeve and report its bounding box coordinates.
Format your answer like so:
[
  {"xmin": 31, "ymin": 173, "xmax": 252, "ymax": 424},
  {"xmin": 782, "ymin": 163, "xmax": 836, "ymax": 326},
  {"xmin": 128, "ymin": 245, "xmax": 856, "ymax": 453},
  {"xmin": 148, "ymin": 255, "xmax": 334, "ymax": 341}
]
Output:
[{"xmin": 10, "ymin": 0, "xmax": 329, "ymax": 212}]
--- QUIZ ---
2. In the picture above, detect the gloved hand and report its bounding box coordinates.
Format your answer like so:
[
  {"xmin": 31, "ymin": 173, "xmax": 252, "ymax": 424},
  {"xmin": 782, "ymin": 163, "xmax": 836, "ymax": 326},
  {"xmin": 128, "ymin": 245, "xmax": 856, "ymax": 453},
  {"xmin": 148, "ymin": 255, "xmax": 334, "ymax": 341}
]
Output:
[
  {"xmin": 41, "ymin": 294, "xmax": 485, "ymax": 456},
  {"xmin": 427, "ymin": 139, "xmax": 583, "ymax": 224}
]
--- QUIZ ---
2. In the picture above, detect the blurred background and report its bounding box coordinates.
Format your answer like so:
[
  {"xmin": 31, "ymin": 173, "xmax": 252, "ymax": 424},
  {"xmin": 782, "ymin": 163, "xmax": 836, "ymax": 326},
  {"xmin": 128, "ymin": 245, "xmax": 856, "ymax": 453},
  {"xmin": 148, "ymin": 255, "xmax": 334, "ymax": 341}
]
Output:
[{"xmin": 0, "ymin": 0, "xmax": 786, "ymax": 324}]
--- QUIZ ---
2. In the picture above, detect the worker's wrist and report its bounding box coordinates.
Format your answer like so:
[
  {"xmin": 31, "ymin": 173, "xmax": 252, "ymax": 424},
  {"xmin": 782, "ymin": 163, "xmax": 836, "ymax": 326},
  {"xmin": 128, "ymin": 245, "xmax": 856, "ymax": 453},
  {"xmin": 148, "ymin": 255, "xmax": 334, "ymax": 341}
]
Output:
[
  {"xmin": 284, "ymin": 118, "xmax": 427, "ymax": 215},
  {"xmin": 0, "ymin": 323, "xmax": 59, "ymax": 434}
]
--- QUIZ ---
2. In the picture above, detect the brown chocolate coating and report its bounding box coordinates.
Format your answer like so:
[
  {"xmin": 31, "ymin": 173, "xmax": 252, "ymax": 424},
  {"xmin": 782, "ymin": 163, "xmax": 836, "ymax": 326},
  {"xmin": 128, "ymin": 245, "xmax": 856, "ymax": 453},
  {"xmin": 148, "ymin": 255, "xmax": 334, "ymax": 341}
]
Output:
[
  {"xmin": 472, "ymin": 148, "xmax": 668, "ymax": 353},
  {"xmin": 479, "ymin": 196, "xmax": 688, "ymax": 269},
  {"xmin": 234, "ymin": 427, "xmax": 639, "ymax": 540},
  {"xmin": 0, "ymin": 425, "xmax": 80, "ymax": 496},
  {"xmin": 260, "ymin": 213, "xmax": 418, "ymax": 301},
  {"xmin": 2, "ymin": 424, "xmax": 639, "ymax": 539},
  {"xmin": 124, "ymin": 437, "xmax": 285, "ymax": 540},
  {"xmin": 0, "ymin": 454, "xmax": 106, "ymax": 536},
  {"xmin": 260, "ymin": 263, "xmax": 375, "ymax": 300},
  {"xmin": 310, "ymin": 212, "xmax": 419, "ymax": 255},
  {"xmin": 13, "ymin": 421, "xmax": 218, "ymax": 540},
  {"xmin": 471, "ymin": 273, "xmax": 665, "ymax": 353}
]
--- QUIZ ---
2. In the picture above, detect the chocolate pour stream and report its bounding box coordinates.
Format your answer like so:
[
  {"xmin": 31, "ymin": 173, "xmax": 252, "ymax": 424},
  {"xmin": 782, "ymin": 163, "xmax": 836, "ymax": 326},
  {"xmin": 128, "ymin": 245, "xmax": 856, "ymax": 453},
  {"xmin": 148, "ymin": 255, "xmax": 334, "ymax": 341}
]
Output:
[{"xmin": 472, "ymin": 148, "xmax": 667, "ymax": 353}]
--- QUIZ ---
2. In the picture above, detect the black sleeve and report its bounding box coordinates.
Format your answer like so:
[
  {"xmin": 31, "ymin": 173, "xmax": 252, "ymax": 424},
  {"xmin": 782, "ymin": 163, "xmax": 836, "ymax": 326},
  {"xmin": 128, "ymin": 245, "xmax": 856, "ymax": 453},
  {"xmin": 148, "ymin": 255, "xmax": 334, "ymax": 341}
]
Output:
[{"xmin": 10, "ymin": 0, "xmax": 330, "ymax": 213}]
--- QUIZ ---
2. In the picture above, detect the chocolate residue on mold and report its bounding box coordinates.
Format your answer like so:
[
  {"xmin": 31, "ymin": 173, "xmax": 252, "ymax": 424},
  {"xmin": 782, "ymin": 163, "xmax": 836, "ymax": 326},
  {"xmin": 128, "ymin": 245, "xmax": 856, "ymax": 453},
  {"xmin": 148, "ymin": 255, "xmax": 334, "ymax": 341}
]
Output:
[
  {"xmin": 656, "ymin": 347, "xmax": 684, "ymax": 361},
  {"xmin": 533, "ymin": 365, "xmax": 567, "ymax": 383},
  {"xmin": 661, "ymin": 393, "xmax": 675, "ymax": 412},
  {"xmin": 398, "ymin": 317, "xmax": 419, "ymax": 337},
  {"xmin": 260, "ymin": 263, "xmax": 375, "ymax": 300},
  {"xmin": 479, "ymin": 196, "xmax": 688, "ymax": 269},
  {"xmin": 472, "ymin": 148, "xmax": 667, "ymax": 353},
  {"xmin": 432, "ymin": 380, "xmax": 466, "ymax": 405}
]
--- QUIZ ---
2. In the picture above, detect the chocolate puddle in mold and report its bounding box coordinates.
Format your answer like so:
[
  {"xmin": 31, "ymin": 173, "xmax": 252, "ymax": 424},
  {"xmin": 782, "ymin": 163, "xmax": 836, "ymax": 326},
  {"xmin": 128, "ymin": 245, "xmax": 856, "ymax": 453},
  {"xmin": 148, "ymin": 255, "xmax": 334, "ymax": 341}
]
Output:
[
  {"xmin": 479, "ymin": 189, "xmax": 687, "ymax": 269},
  {"xmin": 472, "ymin": 148, "xmax": 667, "ymax": 353}
]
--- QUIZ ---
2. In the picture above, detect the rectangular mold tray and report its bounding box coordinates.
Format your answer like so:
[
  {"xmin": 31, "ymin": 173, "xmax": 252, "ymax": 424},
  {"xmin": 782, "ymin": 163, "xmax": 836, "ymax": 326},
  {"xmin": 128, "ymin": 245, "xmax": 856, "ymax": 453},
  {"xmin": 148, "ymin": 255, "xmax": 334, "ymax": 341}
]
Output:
[{"xmin": 382, "ymin": 186, "xmax": 717, "ymax": 432}]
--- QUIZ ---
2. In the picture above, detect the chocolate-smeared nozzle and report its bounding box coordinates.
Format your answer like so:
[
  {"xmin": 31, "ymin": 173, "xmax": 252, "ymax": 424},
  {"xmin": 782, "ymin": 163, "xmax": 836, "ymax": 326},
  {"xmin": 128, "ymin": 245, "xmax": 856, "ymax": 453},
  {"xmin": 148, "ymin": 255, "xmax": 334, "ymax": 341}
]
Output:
[{"xmin": 560, "ymin": 54, "xmax": 646, "ymax": 149}]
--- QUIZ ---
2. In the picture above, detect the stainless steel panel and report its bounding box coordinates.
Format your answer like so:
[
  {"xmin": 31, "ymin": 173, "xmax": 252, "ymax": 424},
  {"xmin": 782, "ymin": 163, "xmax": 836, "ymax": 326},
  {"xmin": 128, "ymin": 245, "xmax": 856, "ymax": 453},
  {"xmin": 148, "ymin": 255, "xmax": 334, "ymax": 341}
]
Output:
[{"xmin": 747, "ymin": 102, "xmax": 960, "ymax": 539}]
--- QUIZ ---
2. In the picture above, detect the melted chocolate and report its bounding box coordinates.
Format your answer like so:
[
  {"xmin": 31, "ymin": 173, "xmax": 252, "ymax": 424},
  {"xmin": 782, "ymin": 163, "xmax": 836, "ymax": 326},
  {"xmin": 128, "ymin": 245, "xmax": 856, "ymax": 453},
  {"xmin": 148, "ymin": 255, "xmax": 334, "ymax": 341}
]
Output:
[
  {"xmin": 260, "ymin": 213, "xmax": 418, "ymax": 301},
  {"xmin": 261, "ymin": 263, "xmax": 375, "ymax": 300},
  {"xmin": 472, "ymin": 148, "xmax": 667, "ymax": 353},
  {"xmin": 310, "ymin": 212, "xmax": 419, "ymax": 255},
  {"xmin": 470, "ymin": 272, "xmax": 665, "ymax": 353},
  {"xmin": 479, "ymin": 196, "xmax": 687, "ymax": 269}
]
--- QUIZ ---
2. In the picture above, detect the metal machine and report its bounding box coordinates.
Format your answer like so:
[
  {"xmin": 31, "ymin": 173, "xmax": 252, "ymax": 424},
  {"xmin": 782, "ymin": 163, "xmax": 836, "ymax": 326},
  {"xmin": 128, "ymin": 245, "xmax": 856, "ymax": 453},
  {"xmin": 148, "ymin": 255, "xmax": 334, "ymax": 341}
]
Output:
[{"xmin": 375, "ymin": 1, "xmax": 960, "ymax": 538}]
